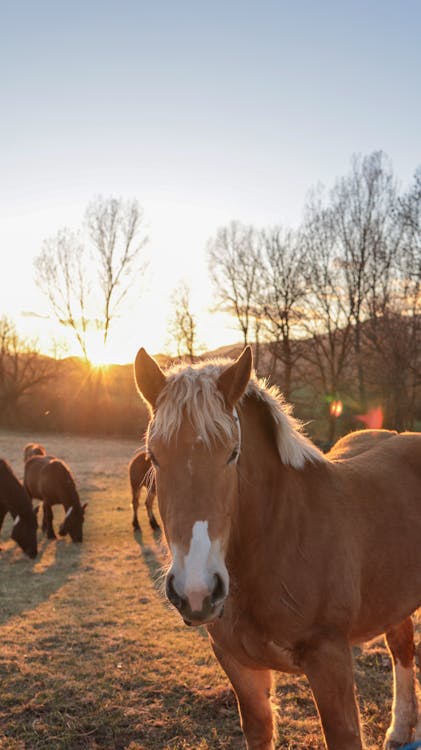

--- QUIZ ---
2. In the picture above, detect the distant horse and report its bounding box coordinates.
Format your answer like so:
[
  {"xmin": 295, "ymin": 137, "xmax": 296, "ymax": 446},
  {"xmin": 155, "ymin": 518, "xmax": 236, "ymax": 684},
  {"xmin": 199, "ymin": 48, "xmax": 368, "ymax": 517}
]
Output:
[
  {"xmin": 128, "ymin": 450, "xmax": 159, "ymax": 531},
  {"xmin": 23, "ymin": 442, "xmax": 47, "ymax": 461},
  {"xmin": 0, "ymin": 459, "xmax": 38, "ymax": 558},
  {"xmin": 326, "ymin": 428, "xmax": 398, "ymax": 460},
  {"xmin": 134, "ymin": 345, "xmax": 421, "ymax": 750},
  {"xmin": 24, "ymin": 453, "xmax": 86, "ymax": 542}
]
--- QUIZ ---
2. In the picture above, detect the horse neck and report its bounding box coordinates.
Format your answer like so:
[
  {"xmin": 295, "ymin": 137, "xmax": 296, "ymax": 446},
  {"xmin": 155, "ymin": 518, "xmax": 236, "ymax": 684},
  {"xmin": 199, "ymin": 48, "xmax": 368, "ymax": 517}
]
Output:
[
  {"xmin": 65, "ymin": 482, "xmax": 81, "ymax": 510},
  {"xmin": 227, "ymin": 397, "xmax": 312, "ymax": 571}
]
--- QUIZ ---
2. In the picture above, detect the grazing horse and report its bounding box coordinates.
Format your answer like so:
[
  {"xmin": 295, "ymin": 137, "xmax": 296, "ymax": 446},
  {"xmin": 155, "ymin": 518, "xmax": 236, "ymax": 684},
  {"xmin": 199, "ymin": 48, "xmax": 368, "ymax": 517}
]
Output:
[
  {"xmin": 128, "ymin": 450, "xmax": 159, "ymax": 531},
  {"xmin": 134, "ymin": 345, "xmax": 421, "ymax": 750},
  {"xmin": 0, "ymin": 459, "xmax": 38, "ymax": 558},
  {"xmin": 24, "ymin": 453, "xmax": 86, "ymax": 542}
]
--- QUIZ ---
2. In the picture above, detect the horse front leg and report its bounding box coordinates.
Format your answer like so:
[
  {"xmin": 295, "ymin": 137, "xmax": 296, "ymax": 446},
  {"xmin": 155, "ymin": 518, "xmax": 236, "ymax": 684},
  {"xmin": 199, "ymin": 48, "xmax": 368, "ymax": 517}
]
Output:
[
  {"xmin": 131, "ymin": 485, "xmax": 140, "ymax": 530},
  {"xmin": 42, "ymin": 502, "xmax": 56, "ymax": 539},
  {"xmin": 384, "ymin": 617, "xmax": 418, "ymax": 749},
  {"xmin": 145, "ymin": 486, "xmax": 160, "ymax": 531},
  {"xmin": 211, "ymin": 641, "xmax": 275, "ymax": 750},
  {"xmin": 301, "ymin": 635, "xmax": 363, "ymax": 750}
]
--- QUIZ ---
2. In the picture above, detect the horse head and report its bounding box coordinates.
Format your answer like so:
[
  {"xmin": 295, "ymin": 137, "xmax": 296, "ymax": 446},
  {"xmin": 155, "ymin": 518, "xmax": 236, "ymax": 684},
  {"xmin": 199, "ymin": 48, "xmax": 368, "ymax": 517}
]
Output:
[
  {"xmin": 58, "ymin": 502, "xmax": 87, "ymax": 542},
  {"xmin": 134, "ymin": 346, "xmax": 252, "ymax": 626},
  {"xmin": 11, "ymin": 505, "xmax": 39, "ymax": 559}
]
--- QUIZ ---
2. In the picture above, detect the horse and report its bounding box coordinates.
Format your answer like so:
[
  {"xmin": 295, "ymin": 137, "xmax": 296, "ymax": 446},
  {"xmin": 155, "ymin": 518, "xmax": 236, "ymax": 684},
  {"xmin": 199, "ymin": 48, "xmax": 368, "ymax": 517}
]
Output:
[
  {"xmin": 326, "ymin": 428, "xmax": 398, "ymax": 460},
  {"xmin": 23, "ymin": 442, "xmax": 47, "ymax": 461},
  {"xmin": 128, "ymin": 449, "xmax": 159, "ymax": 531},
  {"xmin": 134, "ymin": 345, "xmax": 421, "ymax": 750},
  {"xmin": 24, "ymin": 453, "xmax": 86, "ymax": 543},
  {"xmin": 0, "ymin": 459, "xmax": 38, "ymax": 558}
]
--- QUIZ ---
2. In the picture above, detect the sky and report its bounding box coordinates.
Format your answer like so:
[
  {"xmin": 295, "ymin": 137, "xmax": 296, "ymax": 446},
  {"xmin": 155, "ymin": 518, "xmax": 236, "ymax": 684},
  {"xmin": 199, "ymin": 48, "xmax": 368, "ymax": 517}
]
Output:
[{"xmin": 1, "ymin": 0, "xmax": 420, "ymax": 364}]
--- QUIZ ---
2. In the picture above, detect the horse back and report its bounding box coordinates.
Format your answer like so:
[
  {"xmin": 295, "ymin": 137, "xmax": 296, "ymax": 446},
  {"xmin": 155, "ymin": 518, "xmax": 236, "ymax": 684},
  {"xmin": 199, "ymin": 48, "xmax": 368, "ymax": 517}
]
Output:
[
  {"xmin": 24, "ymin": 455, "xmax": 79, "ymax": 506},
  {"xmin": 327, "ymin": 429, "xmax": 398, "ymax": 461}
]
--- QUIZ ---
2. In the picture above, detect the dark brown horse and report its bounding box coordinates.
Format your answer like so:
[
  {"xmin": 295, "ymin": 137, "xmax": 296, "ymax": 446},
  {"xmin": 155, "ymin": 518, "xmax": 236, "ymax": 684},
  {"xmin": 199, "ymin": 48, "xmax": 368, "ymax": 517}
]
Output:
[
  {"xmin": 128, "ymin": 450, "xmax": 159, "ymax": 531},
  {"xmin": 134, "ymin": 345, "xmax": 421, "ymax": 750},
  {"xmin": 24, "ymin": 452, "xmax": 86, "ymax": 542},
  {"xmin": 0, "ymin": 459, "xmax": 38, "ymax": 558}
]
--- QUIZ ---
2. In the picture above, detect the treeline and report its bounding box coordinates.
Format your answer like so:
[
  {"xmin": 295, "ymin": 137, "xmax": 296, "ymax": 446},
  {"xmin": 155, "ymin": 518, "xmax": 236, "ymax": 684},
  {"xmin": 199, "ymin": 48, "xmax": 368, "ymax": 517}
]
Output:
[
  {"xmin": 0, "ymin": 352, "xmax": 150, "ymax": 440},
  {"xmin": 1, "ymin": 151, "xmax": 420, "ymax": 444},
  {"xmin": 207, "ymin": 152, "xmax": 421, "ymax": 441}
]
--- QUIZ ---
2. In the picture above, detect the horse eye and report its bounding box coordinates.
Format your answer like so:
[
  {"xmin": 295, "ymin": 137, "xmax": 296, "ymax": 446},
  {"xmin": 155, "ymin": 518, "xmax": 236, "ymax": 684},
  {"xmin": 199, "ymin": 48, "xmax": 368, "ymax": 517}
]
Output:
[{"xmin": 228, "ymin": 447, "xmax": 239, "ymax": 464}]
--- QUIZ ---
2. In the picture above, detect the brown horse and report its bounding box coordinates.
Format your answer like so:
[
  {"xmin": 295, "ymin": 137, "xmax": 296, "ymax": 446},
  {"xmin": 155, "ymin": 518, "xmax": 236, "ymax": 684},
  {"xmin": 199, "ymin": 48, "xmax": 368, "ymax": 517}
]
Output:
[
  {"xmin": 326, "ymin": 428, "xmax": 398, "ymax": 460},
  {"xmin": 128, "ymin": 450, "xmax": 159, "ymax": 531},
  {"xmin": 134, "ymin": 345, "xmax": 421, "ymax": 750},
  {"xmin": 23, "ymin": 442, "xmax": 47, "ymax": 462},
  {"xmin": 24, "ymin": 452, "xmax": 86, "ymax": 542},
  {"xmin": 0, "ymin": 459, "xmax": 38, "ymax": 558}
]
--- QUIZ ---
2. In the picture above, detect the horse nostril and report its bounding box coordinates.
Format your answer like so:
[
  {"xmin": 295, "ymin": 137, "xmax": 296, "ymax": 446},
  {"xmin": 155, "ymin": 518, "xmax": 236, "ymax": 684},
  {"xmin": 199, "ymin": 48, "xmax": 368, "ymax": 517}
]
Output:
[
  {"xmin": 211, "ymin": 573, "xmax": 226, "ymax": 606},
  {"xmin": 166, "ymin": 574, "xmax": 185, "ymax": 611}
]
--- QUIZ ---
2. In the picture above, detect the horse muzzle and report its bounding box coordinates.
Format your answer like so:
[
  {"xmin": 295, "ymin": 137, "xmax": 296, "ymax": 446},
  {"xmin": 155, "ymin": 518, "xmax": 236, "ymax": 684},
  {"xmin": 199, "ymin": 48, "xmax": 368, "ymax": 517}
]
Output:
[{"xmin": 166, "ymin": 572, "xmax": 227, "ymax": 626}]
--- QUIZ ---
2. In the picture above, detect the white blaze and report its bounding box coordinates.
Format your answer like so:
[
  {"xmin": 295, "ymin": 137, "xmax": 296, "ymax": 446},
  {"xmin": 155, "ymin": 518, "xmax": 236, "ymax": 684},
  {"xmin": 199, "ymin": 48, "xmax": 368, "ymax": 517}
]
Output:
[{"xmin": 170, "ymin": 520, "xmax": 229, "ymax": 613}]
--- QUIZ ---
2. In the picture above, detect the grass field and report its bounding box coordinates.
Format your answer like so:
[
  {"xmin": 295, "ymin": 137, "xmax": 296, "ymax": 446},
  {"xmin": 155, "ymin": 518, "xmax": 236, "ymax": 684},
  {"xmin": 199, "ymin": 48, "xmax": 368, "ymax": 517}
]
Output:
[{"xmin": 0, "ymin": 429, "xmax": 417, "ymax": 749}]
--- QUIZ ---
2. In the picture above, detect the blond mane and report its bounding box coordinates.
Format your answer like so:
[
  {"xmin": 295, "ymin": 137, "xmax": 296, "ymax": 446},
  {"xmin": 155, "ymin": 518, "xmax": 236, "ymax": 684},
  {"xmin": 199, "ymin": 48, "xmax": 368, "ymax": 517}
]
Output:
[{"xmin": 149, "ymin": 357, "xmax": 325, "ymax": 469}]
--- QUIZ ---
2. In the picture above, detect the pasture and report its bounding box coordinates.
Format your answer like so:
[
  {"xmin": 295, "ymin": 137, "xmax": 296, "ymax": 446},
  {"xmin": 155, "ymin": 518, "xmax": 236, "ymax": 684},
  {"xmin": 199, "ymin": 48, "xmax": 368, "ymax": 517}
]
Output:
[{"xmin": 0, "ymin": 429, "xmax": 417, "ymax": 749}]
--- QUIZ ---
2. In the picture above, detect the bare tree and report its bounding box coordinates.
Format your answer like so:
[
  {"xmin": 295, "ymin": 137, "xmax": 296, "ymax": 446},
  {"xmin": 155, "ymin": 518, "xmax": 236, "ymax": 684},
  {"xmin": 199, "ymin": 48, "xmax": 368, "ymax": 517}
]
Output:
[
  {"xmin": 207, "ymin": 221, "xmax": 263, "ymax": 347},
  {"xmin": 300, "ymin": 199, "xmax": 354, "ymax": 443},
  {"xmin": 257, "ymin": 227, "xmax": 306, "ymax": 398},
  {"xmin": 167, "ymin": 281, "xmax": 198, "ymax": 362},
  {"xmin": 35, "ymin": 229, "xmax": 90, "ymax": 360},
  {"xmin": 330, "ymin": 151, "xmax": 399, "ymax": 410},
  {"xmin": 0, "ymin": 317, "xmax": 58, "ymax": 426},
  {"xmin": 34, "ymin": 197, "xmax": 148, "ymax": 362},
  {"xmin": 85, "ymin": 196, "xmax": 148, "ymax": 346},
  {"xmin": 363, "ymin": 166, "xmax": 421, "ymax": 429}
]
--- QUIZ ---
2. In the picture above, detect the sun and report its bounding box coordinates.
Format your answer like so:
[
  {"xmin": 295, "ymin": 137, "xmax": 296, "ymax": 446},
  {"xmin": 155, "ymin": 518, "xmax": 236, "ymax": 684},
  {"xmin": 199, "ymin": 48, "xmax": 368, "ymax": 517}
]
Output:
[{"xmin": 85, "ymin": 332, "xmax": 116, "ymax": 368}]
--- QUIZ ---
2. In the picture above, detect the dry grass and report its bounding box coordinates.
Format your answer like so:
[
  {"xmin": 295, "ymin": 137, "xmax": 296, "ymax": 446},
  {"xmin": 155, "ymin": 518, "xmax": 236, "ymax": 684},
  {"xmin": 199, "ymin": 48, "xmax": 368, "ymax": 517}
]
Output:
[{"xmin": 0, "ymin": 429, "xmax": 415, "ymax": 749}]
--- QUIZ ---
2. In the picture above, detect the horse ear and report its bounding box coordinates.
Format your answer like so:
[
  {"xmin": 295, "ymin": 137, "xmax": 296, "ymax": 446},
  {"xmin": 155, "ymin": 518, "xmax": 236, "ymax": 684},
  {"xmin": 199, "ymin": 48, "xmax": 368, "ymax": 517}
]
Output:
[
  {"xmin": 82, "ymin": 503, "xmax": 88, "ymax": 511},
  {"xmin": 134, "ymin": 348, "xmax": 167, "ymax": 410},
  {"xmin": 217, "ymin": 346, "xmax": 252, "ymax": 409}
]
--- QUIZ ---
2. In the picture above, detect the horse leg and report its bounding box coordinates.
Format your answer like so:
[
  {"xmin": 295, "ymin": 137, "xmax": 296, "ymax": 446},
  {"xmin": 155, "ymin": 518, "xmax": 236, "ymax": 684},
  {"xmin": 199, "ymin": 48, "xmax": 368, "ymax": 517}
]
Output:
[
  {"xmin": 42, "ymin": 502, "xmax": 56, "ymax": 539},
  {"xmin": 146, "ymin": 487, "xmax": 160, "ymax": 531},
  {"xmin": 384, "ymin": 617, "xmax": 418, "ymax": 749},
  {"xmin": 132, "ymin": 485, "xmax": 140, "ymax": 530},
  {"xmin": 211, "ymin": 641, "xmax": 275, "ymax": 750},
  {"xmin": 301, "ymin": 636, "xmax": 363, "ymax": 749},
  {"xmin": 0, "ymin": 506, "xmax": 6, "ymax": 532}
]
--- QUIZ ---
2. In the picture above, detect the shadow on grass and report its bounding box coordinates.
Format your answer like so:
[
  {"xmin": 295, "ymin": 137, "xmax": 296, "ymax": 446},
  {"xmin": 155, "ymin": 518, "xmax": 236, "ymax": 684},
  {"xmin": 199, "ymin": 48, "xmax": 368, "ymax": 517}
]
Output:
[
  {"xmin": 0, "ymin": 534, "xmax": 82, "ymax": 627},
  {"xmin": 1, "ymin": 680, "xmax": 240, "ymax": 750},
  {"xmin": 133, "ymin": 528, "xmax": 166, "ymax": 594}
]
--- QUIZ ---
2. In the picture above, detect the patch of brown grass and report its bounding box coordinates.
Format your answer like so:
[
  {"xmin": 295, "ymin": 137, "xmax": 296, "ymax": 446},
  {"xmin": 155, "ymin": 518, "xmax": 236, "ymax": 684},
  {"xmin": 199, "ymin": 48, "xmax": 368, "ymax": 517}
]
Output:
[{"xmin": 0, "ymin": 429, "xmax": 418, "ymax": 748}]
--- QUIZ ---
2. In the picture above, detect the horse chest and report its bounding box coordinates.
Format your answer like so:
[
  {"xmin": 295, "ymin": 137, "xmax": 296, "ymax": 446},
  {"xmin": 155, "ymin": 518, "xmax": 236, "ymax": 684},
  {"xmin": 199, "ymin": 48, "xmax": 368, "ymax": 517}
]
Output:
[{"xmin": 210, "ymin": 610, "xmax": 301, "ymax": 674}]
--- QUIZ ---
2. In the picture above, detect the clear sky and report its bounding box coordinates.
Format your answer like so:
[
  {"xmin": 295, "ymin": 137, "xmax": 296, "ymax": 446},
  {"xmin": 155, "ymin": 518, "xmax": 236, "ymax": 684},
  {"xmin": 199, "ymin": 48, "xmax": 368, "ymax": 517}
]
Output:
[{"xmin": 1, "ymin": 0, "xmax": 420, "ymax": 363}]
